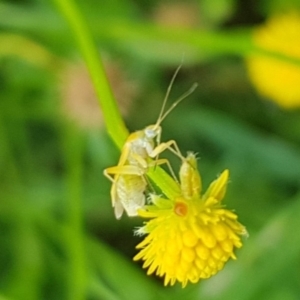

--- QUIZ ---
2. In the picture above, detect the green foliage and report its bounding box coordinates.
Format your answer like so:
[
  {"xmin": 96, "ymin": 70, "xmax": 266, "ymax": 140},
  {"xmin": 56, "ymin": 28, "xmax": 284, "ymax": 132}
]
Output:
[{"xmin": 0, "ymin": 0, "xmax": 300, "ymax": 299}]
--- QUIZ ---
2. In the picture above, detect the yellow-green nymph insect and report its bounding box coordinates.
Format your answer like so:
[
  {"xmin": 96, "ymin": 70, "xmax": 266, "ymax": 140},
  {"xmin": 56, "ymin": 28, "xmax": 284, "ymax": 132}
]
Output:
[{"xmin": 104, "ymin": 66, "xmax": 197, "ymax": 219}]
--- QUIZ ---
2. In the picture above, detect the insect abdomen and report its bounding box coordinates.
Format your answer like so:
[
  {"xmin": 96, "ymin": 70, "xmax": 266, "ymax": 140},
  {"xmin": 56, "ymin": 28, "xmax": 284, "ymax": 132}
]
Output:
[{"xmin": 116, "ymin": 174, "xmax": 147, "ymax": 216}]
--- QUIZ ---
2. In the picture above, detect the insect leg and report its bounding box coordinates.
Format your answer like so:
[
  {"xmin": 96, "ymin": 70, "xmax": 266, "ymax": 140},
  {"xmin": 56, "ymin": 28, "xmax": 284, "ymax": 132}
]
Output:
[
  {"xmin": 149, "ymin": 139, "xmax": 183, "ymax": 160},
  {"xmin": 149, "ymin": 158, "xmax": 179, "ymax": 182},
  {"xmin": 104, "ymin": 165, "xmax": 145, "ymax": 177}
]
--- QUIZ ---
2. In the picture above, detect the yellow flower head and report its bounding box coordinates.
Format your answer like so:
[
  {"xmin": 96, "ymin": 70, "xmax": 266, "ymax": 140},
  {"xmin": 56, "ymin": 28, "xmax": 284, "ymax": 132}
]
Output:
[
  {"xmin": 134, "ymin": 153, "xmax": 247, "ymax": 287},
  {"xmin": 247, "ymin": 12, "xmax": 300, "ymax": 108}
]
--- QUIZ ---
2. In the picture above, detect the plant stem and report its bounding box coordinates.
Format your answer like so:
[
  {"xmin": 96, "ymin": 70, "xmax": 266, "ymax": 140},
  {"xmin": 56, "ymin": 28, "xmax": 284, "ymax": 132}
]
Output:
[
  {"xmin": 63, "ymin": 127, "xmax": 86, "ymax": 300},
  {"xmin": 52, "ymin": 0, "xmax": 128, "ymax": 148}
]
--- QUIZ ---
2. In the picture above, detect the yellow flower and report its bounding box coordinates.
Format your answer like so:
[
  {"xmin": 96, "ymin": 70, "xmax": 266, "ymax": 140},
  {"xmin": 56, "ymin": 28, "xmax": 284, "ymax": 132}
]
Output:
[
  {"xmin": 246, "ymin": 12, "xmax": 300, "ymax": 108},
  {"xmin": 134, "ymin": 153, "xmax": 247, "ymax": 287}
]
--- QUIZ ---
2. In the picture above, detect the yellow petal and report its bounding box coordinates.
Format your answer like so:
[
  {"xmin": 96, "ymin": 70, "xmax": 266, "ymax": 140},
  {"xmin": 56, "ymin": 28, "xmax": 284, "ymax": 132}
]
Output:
[{"xmin": 203, "ymin": 170, "xmax": 229, "ymax": 201}]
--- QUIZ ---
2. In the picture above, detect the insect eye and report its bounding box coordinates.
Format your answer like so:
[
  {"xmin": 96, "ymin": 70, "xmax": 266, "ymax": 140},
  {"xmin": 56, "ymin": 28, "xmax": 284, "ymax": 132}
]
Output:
[{"xmin": 145, "ymin": 128, "xmax": 156, "ymax": 138}]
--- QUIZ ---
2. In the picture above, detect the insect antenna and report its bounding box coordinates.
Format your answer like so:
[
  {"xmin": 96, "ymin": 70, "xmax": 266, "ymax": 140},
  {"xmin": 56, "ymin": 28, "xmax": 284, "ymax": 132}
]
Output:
[
  {"xmin": 152, "ymin": 65, "xmax": 198, "ymax": 165},
  {"xmin": 159, "ymin": 82, "xmax": 198, "ymax": 124},
  {"xmin": 155, "ymin": 64, "xmax": 182, "ymax": 128},
  {"xmin": 154, "ymin": 82, "xmax": 198, "ymax": 161}
]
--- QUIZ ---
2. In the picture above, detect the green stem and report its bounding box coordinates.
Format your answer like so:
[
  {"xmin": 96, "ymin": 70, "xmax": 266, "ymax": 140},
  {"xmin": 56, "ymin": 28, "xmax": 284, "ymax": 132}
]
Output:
[
  {"xmin": 63, "ymin": 126, "xmax": 86, "ymax": 300},
  {"xmin": 52, "ymin": 0, "xmax": 128, "ymax": 148},
  {"xmin": 94, "ymin": 22, "xmax": 300, "ymax": 66}
]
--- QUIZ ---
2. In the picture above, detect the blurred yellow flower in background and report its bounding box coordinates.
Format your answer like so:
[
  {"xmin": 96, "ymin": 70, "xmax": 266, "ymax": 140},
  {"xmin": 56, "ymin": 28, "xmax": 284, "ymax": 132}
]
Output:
[
  {"xmin": 134, "ymin": 153, "xmax": 247, "ymax": 287},
  {"xmin": 247, "ymin": 12, "xmax": 300, "ymax": 109}
]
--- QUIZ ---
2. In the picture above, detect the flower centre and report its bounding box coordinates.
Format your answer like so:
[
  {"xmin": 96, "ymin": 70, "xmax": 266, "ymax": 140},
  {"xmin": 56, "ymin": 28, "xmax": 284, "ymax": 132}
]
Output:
[{"xmin": 174, "ymin": 200, "xmax": 188, "ymax": 216}]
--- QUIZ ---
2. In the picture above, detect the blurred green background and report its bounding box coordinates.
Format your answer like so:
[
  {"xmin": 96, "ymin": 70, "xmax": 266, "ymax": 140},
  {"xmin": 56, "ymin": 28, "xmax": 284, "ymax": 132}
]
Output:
[{"xmin": 1, "ymin": 0, "xmax": 300, "ymax": 299}]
